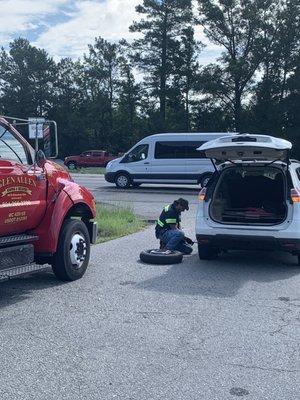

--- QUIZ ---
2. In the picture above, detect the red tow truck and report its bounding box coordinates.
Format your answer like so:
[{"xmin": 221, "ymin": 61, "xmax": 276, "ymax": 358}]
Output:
[{"xmin": 0, "ymin": 116, "xmax": 97, "ymax": 282}]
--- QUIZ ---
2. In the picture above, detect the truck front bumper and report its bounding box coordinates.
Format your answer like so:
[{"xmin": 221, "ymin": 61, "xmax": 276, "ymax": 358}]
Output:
[
  {"xmin": 86, "ymin": 221, "xmax": 98, "ymax": 244},
  {"xmin": 196, "ymin": 234, "xmax": 300, "ymax": 254}
]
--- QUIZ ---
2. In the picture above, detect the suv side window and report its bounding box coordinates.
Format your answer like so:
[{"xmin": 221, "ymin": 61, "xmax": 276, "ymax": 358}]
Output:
[
  {"xmin": 122, "ymin": 144, "xmax": 149, "ymax": 163},
  {"xmin": 0, "ymin": 127, "xmax": 28, "ymax": 164}
]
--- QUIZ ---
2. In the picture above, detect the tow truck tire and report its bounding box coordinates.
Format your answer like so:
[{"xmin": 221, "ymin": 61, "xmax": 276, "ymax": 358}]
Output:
[
  {"xmin": 198, "ymin": 243, "xmax": 218, "ymax": 260},
  {"xmin": 52, "ymin": 219, "xmax": 90, "ymax": 281},
  {"xmin": 140, "ymin": 249, "xmax": 183, "ymax": 265}
]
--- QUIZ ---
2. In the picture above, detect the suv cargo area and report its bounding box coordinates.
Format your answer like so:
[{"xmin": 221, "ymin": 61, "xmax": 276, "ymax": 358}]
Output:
[{"xmin": 209, "ymin": 166, "xmax": 288, "ymax": 225}]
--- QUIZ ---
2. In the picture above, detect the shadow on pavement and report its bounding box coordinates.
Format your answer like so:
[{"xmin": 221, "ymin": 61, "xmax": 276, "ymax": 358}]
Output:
[
  {"xmin": 136, "ymin": 250, "xmax": 300, "ymax": 298},
  {"xmin": 0, "ymin": 268, "xmax": 66, "ymax": 308}
]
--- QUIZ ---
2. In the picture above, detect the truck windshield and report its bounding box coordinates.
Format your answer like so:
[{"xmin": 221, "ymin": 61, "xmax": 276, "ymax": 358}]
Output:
[{"xmin": 0, "ymin": 126, "xmax": 27, "ymax": 164}]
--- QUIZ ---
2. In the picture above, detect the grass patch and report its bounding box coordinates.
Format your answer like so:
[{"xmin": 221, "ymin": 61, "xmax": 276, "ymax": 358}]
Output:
[
  {"xmin": 95, "ymin": 204, "xmax": 147, "ymax": 243},
  {"xmin": 74, "ymin": 167, "xmax": 106, "ymax": 175}
]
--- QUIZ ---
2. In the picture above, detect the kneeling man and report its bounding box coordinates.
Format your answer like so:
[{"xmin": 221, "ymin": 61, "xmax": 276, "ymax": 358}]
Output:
[{"xmin": 155, "ymin": 198, "xmax": 193, "ymax": 255}]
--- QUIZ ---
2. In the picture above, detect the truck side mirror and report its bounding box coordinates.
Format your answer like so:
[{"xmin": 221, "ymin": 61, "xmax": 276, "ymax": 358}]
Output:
[{"xmin": 36, "ymin": 150, "xmax": 46, "ymax": 168}]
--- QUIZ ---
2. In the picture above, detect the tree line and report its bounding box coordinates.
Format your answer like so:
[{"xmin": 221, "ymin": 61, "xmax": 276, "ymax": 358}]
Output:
[{"xmin": 0, "ymin": 0, "xmax": 299, "ymax": 157}]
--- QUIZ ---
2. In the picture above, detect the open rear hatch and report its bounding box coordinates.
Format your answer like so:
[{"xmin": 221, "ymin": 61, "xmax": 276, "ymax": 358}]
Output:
[
  {"xmin": 209, "ymin": 166, "xmax": 288, "ymax": 225},
  {"xmin": 198, "ymin": 135, "xmax": 292, "ymax": 226},
  {"xmin": 199, "ymin": 134, "xmax": 292, "ymax": 163}
]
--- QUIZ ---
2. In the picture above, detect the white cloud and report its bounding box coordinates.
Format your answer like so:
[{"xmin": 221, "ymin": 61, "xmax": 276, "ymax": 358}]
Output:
[
  {"xmin": 0, "ymin": 0, "xmax": 68, "ymax": 44},
  {"xmin": 35, "ymin": 0, "xmax": 140, "ymax": 59},
  {"xmin": 0, "ymin": 0, "xmax": 221, "ymax": 65}
]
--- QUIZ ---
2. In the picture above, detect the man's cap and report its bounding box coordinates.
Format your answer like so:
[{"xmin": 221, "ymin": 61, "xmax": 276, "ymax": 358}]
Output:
[{"xmin": 177, "ymin": 198, "xmax": 189, "ymax": 211}]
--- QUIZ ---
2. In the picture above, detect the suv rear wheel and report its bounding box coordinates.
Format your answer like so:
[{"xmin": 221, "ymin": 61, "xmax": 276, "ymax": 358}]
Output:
[
  {"xmin": 52, "ymin": 219, "xmax": 90, "ymax": 281},
  {"xmin": 115, "ymin": 173, "xmax": 131, "ymax": 189},
  {"xmin": 198, "ymin": 243, "xmax": 219, "ymax": 260}
]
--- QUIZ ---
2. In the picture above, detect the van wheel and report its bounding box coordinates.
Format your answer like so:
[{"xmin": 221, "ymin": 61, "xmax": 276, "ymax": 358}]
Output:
[
  {"xmin": 52, "ymin": 219, "xmax": 90, "ymax": 281},
  {"xmin": 67, "ymin": 161, "xmax": 77, "ymax": 170},
  {"xmin": 198, "ymin": 243, "xmax": 218, "ymax": 260},
  {"xmin": 115, "ymin": 173, "xmax": 131, "ymax": 189},
  {"xmin": 199, "ymin": 173, "xmax": 212, "ymax": 188}
]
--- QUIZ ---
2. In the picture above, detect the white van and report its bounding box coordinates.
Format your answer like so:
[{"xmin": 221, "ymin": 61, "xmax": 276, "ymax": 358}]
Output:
[{"xmin": 105, "ymin": 132, "xmax": 236, "ymax": 188}]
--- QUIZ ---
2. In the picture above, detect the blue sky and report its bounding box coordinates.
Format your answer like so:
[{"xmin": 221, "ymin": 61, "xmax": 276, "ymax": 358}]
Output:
[{"xmin": 0, "ymin": 0, "xmax": 221, "ymax": 63}]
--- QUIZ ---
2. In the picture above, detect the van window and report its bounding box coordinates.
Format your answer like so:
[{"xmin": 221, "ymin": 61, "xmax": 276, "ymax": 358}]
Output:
[
  {"xmin": 0, "ymin": 127, "xmax": 28, "ymax": 164},
  {"xmin": 122, "ymin": 144, "xmax": 149, "ymax": 163},
  {"xmin": 185, "ymin": 141, "xmax": 206, "ymax": 158},
  {"xmin": 155, "ymin": 141, "xmax": 205, "ymax": 159}
]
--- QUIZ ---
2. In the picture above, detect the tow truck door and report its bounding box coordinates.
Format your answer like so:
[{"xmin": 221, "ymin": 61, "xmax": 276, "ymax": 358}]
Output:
[{"xmin": 0, "ymin": 127, "xmax": 47, "ymax": 236}]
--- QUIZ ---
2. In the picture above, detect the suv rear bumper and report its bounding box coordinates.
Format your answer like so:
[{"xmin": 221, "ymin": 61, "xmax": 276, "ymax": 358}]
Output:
[{"xmin": 196, "ymin": 234, "xmax": 300, "ymax": 253}]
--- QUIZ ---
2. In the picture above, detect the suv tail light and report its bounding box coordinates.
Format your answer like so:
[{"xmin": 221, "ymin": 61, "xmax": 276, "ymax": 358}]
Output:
[
  {"xmin": 291, "ymin": 188, "xmax": 300, "ymax": 203},
  {"xmin": 199, "ymin": 188, "xmax": 207, "ymax": 202}
]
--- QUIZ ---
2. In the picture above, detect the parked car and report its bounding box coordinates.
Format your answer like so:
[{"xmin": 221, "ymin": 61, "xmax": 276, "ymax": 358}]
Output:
[
  {"xmin": 195, "ymin": 134, "xmax": 300, "ymax": 264},
  {"xmin": 105, "ymin": 132, "xmax": 236, "ymax": 188},
  {"xmin": 65, "ymin": 150, "xmax": 116, "ymax": 170}
]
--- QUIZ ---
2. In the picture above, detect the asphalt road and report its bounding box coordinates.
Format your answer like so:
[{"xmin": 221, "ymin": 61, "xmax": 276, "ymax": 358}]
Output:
[
  {"xmin": 72, "ymin": 174, "xmax": 200, "ymax": 220},
  {"xmin": 0, "ymin": 174, "xmax": 299, "ymax": 399}
]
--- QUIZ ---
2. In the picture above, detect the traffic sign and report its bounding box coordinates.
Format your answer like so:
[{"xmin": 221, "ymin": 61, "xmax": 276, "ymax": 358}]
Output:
[{"xmin": 28, "ymin": 117, "xmax": 45, "ymax": 139}]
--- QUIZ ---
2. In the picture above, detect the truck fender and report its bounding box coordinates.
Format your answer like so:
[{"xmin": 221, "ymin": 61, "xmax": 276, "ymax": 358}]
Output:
[
  {"xmin": 34, "ymin": 181, "xmax": 96, "ymax": 254},
  {"xmin": 33, "ymin": 190, "xmax": 74, "ymax": 254}
]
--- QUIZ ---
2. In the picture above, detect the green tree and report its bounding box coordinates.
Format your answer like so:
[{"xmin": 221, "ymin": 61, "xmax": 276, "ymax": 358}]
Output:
[
  {"xmin": 196, "ymin": 0, "xmax": 270, "ymax": 130},
  {"xmin": 171, "ymin": 26, "xmax": 202, "ymax": 131},
  {"xmin": 252, "ymin": 0, "xmax": 300, "ymax": 134},
  {"xmin": 130, "ymin": 0, "xmax": 194, "ymax": 131},
  {"xmin": 0, "ymin": 38, "xmax": 57, "ymax": 119}
]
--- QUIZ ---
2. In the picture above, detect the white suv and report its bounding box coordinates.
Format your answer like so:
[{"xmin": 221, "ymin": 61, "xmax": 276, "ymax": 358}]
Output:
[{"xmin": 195, "ymin": 134, "xmax": 300, "ymax": 264}]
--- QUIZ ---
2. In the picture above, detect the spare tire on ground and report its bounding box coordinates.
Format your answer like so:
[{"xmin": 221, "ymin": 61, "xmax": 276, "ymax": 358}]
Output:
[{"xmin": 140, "ymin": 249, "xmax": 183, "ymax": 265}]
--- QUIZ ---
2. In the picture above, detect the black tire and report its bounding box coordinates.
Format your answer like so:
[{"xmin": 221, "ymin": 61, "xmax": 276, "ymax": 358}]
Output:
[
  {"xmin": 199, "ymin": 173, "xmax": 213, "ymax": 188},
  {"xmin": 297, "ymin": 254, "xmax": 300, "ymax": 266},
  {"xmin": 52, "ymin": 219, "xmax": 90, "ymax": 281},
  {"xmin": 140, "ymin": 249, "xmax": 183, "ymax": 265},
  {"xmin": 67, "ymin": 161, "xmax": 77, "ymax": 170},
  {"xmin": 198, "ymin": 243, "xmax": 218, "ymax": 260},
  {"xmin": 115, "ymin": 173, "xmax": 131, "ymax": 189}
]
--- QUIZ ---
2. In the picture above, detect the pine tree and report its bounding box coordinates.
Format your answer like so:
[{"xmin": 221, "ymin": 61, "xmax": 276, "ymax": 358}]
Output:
[
  {"xmin": 0, "ymin": 38, "xmax": 57, "ymax": 118},
  {"xmin": 196, "ymin": 0, "xmax": 270, "ymax": 130},
  {"xmin": 130, "ymin": 0, "xmax": 194, "ymax": 131}
]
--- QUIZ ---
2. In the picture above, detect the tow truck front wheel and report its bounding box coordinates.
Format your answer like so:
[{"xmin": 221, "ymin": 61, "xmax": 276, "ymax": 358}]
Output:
[{"xmin": 52, "ymin": 219, "xmax": 90, "ymax": 281}]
